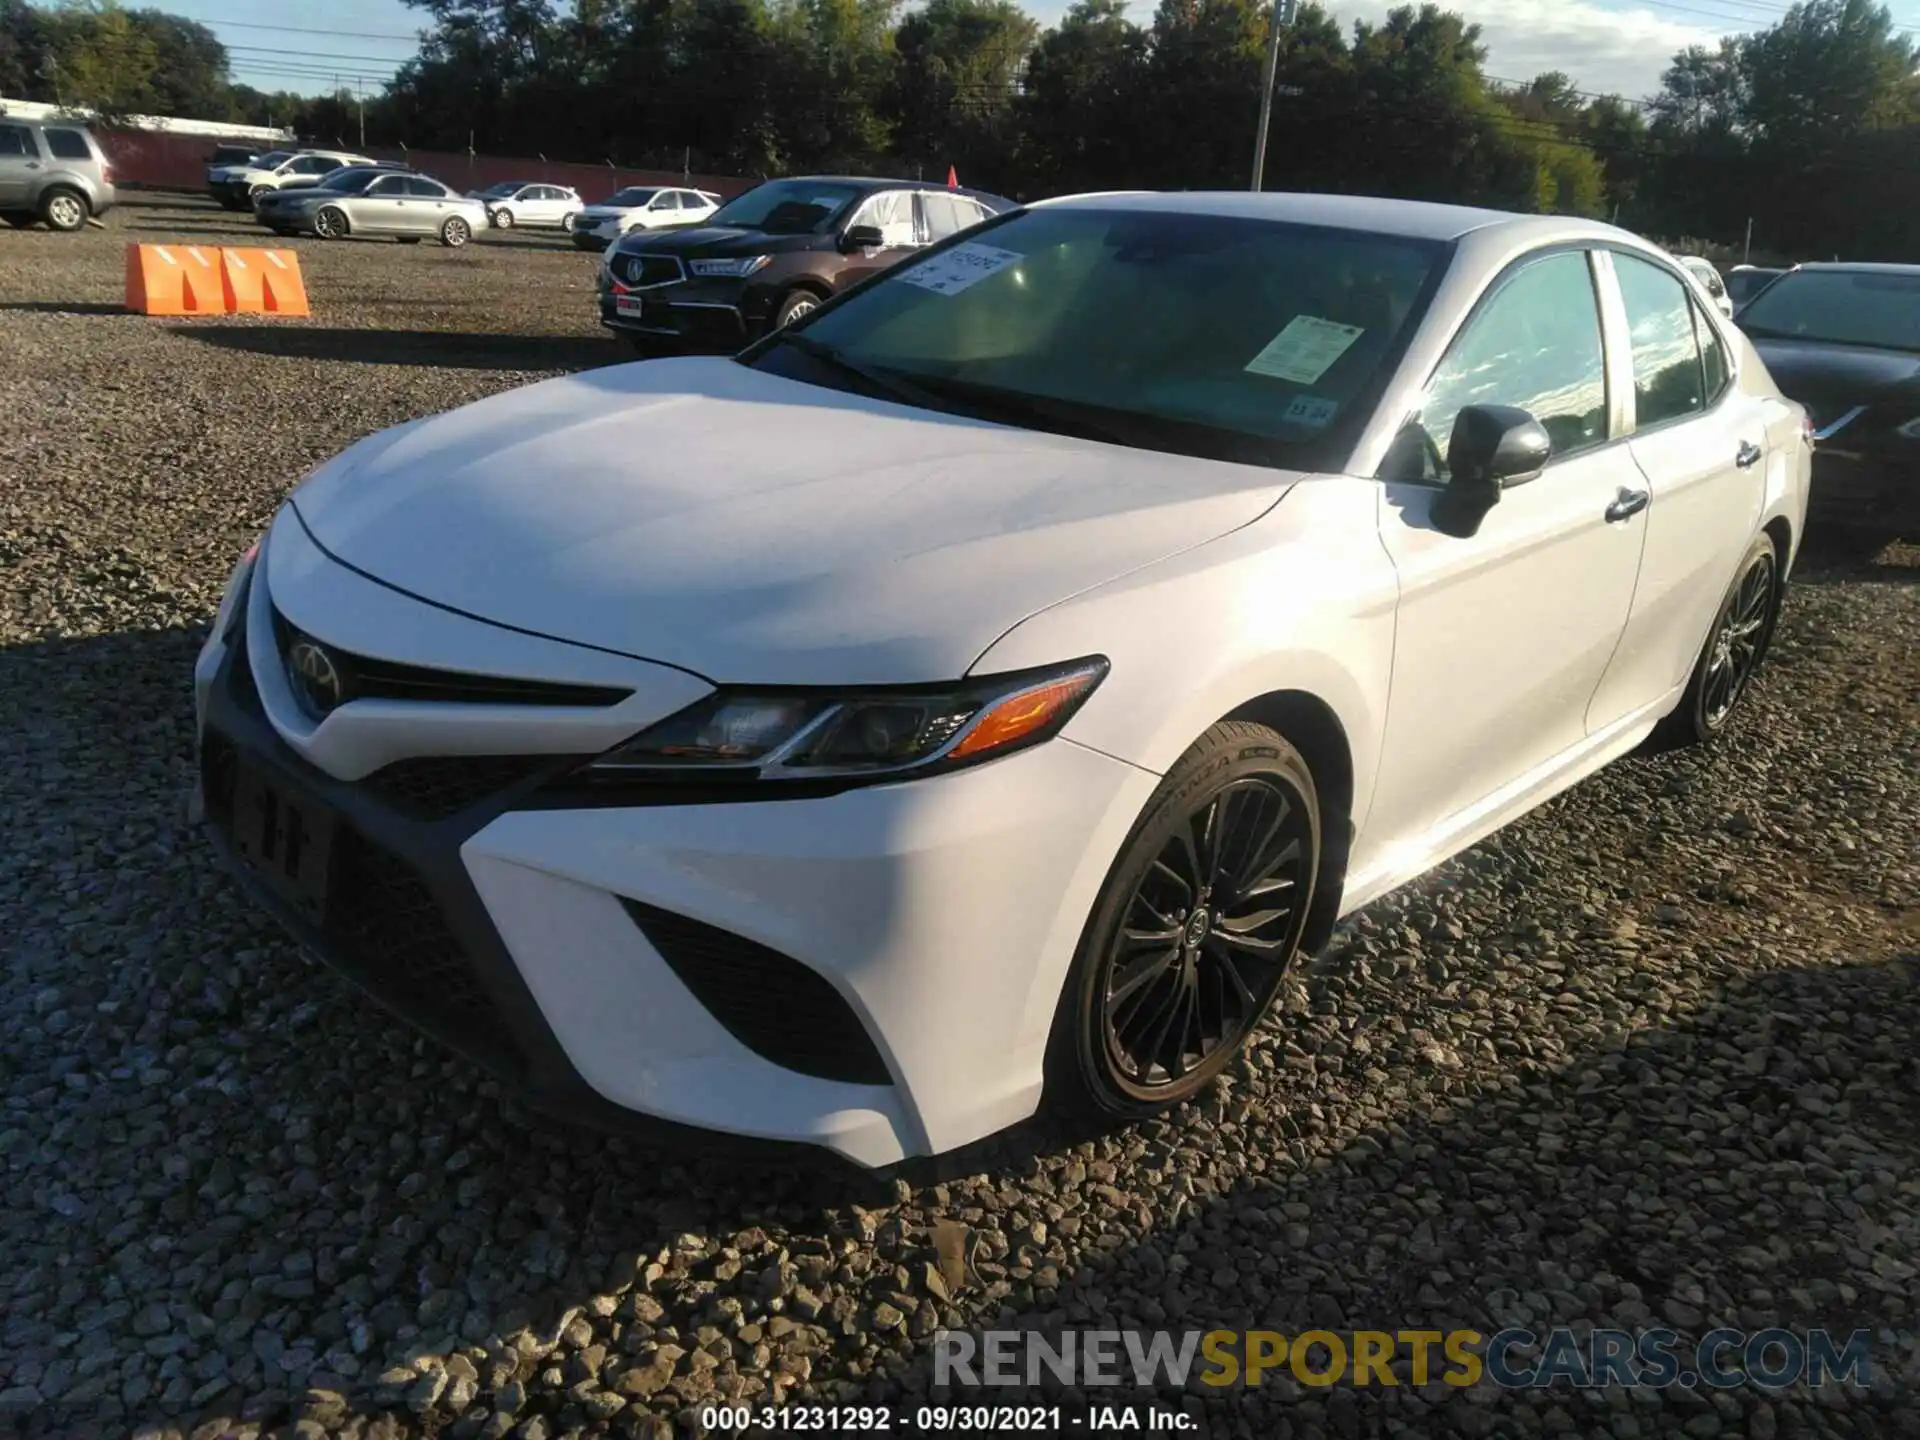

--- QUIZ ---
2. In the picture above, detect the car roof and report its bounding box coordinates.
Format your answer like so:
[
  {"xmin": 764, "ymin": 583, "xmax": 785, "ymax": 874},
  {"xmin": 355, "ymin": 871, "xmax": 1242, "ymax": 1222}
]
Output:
[{"xmin": 1030, "ymin": 190, "xmax": 1606, "ymax": 243}]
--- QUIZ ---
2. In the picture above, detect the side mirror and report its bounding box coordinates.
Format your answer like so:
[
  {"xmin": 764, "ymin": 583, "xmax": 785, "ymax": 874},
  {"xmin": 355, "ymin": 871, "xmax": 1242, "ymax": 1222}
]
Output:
[
  {"xmin": 1432, "ymin": 404, "xmax": 1552, "ymax": 539},
  {"xmin": 842, "ymin": 224, "xmax": 885, "ymax": 252}
]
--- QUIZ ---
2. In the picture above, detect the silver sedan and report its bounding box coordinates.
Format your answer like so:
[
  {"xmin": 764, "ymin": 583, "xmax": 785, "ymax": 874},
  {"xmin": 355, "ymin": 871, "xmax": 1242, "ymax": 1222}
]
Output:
[{"xmin": 255, "ymin": 167, "xmax": 488, "ymax": 247}]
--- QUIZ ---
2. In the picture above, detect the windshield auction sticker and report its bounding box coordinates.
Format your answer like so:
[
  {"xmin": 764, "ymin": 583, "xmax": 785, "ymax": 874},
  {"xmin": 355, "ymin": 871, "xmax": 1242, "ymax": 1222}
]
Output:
[
  {"xmin": 1245, "ymin": 315, "xmax": 1365, "ymax": 384},
  {"xmin": 900, "ymin": 242, "xmax": 1024, "ymax": 296}
]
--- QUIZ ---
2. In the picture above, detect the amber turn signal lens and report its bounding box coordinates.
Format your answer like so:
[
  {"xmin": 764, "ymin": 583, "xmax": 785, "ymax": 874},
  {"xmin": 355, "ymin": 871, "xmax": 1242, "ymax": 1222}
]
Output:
[{"xmin": 951, "ymin": 666, "xmax": 1104, "ymax": 760}]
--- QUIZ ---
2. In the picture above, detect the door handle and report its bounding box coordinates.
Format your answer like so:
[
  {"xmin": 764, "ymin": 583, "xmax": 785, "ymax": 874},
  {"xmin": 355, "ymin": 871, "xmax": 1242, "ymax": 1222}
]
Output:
[
  {"xmin": 1736, "ymin": 440, "xmax": 1763, "ymax": 469},
  {"xmin": 1605, "ymin": 488, "xmax": 1650, "ymax": 523}
]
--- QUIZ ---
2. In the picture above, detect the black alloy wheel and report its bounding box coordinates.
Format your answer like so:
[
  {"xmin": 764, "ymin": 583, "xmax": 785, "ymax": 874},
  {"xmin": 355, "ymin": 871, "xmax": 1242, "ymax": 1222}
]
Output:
[
  {"xmin": 1662, "ymin": 531, "xmax": 1782, "ymax": 746},
  {"xmin": 1051, "ymin": 721, "xmax": 1321, "ymax": 1119}
]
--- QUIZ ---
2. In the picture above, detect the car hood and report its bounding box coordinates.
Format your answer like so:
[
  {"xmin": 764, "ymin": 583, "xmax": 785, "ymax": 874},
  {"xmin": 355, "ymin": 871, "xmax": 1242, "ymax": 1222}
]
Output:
[
  {"xmin": 610, "ymin": 225, "xmax": 819, "ymax": 260},
  {"xmin": 288, "ymin": 358, "xmax": 1295, "ymax": 685},
  {"xmin": 1748, "ymin": 337, "xmax": 1920, "ymax": 418}
]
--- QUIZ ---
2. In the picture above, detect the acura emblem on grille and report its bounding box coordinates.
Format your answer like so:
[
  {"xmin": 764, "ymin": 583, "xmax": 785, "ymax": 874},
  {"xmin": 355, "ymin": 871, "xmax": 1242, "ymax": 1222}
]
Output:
[{"xmin": 286, "ymin": 637, "xmax": 349, "ymax": 715}]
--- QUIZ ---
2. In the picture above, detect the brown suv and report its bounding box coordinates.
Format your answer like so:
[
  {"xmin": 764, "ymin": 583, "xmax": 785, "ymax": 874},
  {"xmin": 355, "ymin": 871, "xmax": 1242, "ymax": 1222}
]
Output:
[{"xmin": 598, "ymin": 175, "xmax": 1014, "ymax": 353}]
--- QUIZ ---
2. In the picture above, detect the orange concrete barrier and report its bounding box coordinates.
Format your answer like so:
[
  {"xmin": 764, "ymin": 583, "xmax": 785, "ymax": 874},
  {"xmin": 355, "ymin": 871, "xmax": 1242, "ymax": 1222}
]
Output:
[
  {"xmin": 221, "ymin": 247, "xmax": 309, "ymax": 317},
  {"xmin": 124, "ymin": 243, "xmax": 223, "ymax": 316}
]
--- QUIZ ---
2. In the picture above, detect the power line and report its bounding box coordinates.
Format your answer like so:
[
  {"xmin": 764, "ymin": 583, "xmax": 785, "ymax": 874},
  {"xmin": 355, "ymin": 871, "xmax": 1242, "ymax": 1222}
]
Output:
[{"xmin": 186, "ymin": 15, "xmax": 420, "ymax": 42}]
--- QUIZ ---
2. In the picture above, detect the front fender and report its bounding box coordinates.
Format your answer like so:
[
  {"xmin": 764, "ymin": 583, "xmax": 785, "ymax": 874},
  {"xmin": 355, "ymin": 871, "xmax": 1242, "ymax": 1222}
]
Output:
[{"xmin": 970, "ymin": 476, "xmax": 1396, "ymax": 836}]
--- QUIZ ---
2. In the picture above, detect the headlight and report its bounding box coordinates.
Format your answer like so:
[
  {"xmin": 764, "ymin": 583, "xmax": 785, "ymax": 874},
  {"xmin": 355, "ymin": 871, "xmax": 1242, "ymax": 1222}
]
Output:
[
  {"xmin": 583, "ymin": 657, "xmax": 1109, "ymax": 784},
  {"xmin": 688, "ymin": 255, "xmax": 772, "ymax": 278},
  {"xmin": 1895, "ymin": 416, "xmax": 1920, "ymax": 440}
]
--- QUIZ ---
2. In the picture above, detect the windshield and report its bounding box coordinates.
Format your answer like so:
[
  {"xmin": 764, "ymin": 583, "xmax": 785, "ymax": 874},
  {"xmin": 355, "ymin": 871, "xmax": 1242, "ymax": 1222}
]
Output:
[
  {"xmin": 710, "ymin": 179, "xmax": 864, "ymax": 235},
  {"xmin": 479, "ymin": 182, "xmax": 525, "ymax": 198},
  {"xmin": 319, "ymin": 168, "xmax": 381, "ymax": 193},
  {"xmin": 1739, "ymin": 269, "xmax": 1920, "ymax": 352},
  {"xmin": 745, "ymin": 207, "xmax": 1446, "ymax": 467},
  {"xmin": 253, "ymin": 150, "xmax": 292, "ymax": 169},
  {"xmin": 604, "ymin": 187, "xmax": 659, "ymax": 207}
]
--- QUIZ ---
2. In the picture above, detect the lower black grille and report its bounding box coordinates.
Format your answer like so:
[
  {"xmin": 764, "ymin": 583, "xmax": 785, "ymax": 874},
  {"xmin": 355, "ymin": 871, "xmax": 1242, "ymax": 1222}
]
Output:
[
  {"xmin": 364, "ymin": 755, "xmax": 553, "ymax": 821},
  {"xmin": 323, "ymin": 829, "xmax": 519, "ymax": 1060},
  {"xmin": 621, "ymin": 900, "xmax": 891, "ymax": 1085}
]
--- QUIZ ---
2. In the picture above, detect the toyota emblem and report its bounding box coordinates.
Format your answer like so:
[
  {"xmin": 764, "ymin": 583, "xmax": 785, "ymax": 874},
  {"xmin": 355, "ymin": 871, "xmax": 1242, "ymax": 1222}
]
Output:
[{"xmin": 286, "ymin": 637, "xmax": 348, "ymax": 716}]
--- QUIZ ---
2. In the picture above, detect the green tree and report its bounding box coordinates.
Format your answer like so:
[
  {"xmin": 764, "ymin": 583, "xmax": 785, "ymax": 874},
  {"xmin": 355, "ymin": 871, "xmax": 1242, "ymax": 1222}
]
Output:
[
  {"xmin": 1740, "ymin": 0, "xmax": 1919, "ymax": 162},
  {"xmin": 888, "ymin": 0, "xmax": 1036, "ymax": 179},
  {"xmin": 1017, "ymin": 0, "xmax": 1149, "ymax": 194}
]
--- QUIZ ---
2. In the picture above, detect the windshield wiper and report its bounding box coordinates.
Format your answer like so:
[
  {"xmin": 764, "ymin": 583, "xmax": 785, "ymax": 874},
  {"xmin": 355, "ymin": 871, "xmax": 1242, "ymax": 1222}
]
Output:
[
  {"xmin": 900, "ymin": 374, "xmax": 1140, "ymax": 447},
  {"xmin": 768, "ymin": 332, "xmax": 961, "ymax": 415}
]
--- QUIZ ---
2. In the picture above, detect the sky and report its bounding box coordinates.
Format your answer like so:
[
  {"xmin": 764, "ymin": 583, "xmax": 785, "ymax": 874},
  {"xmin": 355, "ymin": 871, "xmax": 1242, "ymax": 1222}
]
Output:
[{"xmin": 168, "ymin": 0, "xmax": 1920, "ymax": 106}]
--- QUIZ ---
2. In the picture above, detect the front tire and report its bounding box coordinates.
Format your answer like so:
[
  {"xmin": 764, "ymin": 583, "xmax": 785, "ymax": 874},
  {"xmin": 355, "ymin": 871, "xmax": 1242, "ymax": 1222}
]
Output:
[
  {"xmin": 312, "ymin": 205, "xmax": 349, "ymax": 240},
  {"xmin": 3, "ymin": 213, "xmax": 35, "ymax": 229},
  {"xmin": 40, "ymin": 188, "xmax": 87, "ymax": 232},
  {"xmin": 772, "ymin": 289, "xmax": 822, "ymax": 329},
  {"xmin": 1660, "ymin": 531, "xmax": 1781, "ymax": 746},
  {"xmin": 440, "ymin": 216, "xmax": 471, "ymax": 248},
  {"xmin": 490, "ymin": 208, "xmax": 513, "ymax": 229},
  {"xmin": 1047, "ymin": 721, "xmax": 1321, "ymax": 1122}
]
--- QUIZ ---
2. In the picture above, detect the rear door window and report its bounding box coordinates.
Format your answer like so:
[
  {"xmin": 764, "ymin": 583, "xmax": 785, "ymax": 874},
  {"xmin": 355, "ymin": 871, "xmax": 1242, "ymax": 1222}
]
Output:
[
  {"xmin": 45, "ymin": 129, "xmax": 92, "ymax": 161},
  {"xmin": 0, "ymin": 125, "xmax": 37, "ymax": 157}
]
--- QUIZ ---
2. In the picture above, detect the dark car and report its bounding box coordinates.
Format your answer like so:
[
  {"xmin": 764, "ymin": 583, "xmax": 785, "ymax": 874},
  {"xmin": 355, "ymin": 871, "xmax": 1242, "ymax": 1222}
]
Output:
[
  {"xmin": 1725, "ymin": 264, "xmax": 1790, "ymax": 310},
  {"xmin": 1738, "ymin": 262, "xmax": 1920, "ymax": 537},
  {"xmin": 598, "ymin": 175, "xmax": 1014, "ymax": 353}
]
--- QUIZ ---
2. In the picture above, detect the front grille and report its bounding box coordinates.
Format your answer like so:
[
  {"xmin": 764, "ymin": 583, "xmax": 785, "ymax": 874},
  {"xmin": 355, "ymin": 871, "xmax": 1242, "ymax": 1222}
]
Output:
[
  {"xmin": 621, "ymin": 900, "xmax": 891, "ymax": 1085},
  {"xmin": 323, "ymin": 828, "xmax": 519, "ymax": 1059},
  {"xmin": 364, "ymin": 755, "xmax": 553, "ymax": 821},
  {"xmin": 615, "ymin": 253, "xmax": 682, "ymax": 288},
  {"xmin": 272, "ymin": 610, "xmax": 630, "ymax": 709}
]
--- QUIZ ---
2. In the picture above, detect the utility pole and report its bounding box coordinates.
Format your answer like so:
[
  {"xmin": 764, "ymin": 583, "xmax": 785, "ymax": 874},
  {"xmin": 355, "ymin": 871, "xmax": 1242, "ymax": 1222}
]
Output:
[
  {"xmin": 1251, "ymin": 0, "xmax": 1299, "ymax": 191},
  {"xmin": 357, "ymin": 84, "xmax": 366, "ymax": 149}
]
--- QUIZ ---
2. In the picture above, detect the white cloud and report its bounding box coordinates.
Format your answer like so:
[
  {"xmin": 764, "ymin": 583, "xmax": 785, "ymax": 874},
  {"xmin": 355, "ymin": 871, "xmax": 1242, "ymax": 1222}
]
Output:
[{"xmin": 1318, "ymin": 0, "xmax": 1725, "ymax": 101}]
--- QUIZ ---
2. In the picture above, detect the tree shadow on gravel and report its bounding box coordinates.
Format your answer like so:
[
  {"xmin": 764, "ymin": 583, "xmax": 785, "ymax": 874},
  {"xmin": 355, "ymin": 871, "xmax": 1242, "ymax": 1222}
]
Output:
[
  {"xmin": 888, "ymin": 951, "xmax": 1920, "ymax": 1440},
  {"xmin": 173, "ymin": 324, "xmax": 623, "ymax": 372}
]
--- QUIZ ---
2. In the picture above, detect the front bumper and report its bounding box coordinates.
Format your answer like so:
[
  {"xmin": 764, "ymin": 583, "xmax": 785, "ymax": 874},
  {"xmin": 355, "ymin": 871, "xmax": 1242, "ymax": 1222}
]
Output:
[
  {"xmin": 194, "ymin": 520, "xmax": 1157, "ymax": 1165},
  {"xmin": 598, "ymin": 270, "xmax": 781, "ymax": 351}
]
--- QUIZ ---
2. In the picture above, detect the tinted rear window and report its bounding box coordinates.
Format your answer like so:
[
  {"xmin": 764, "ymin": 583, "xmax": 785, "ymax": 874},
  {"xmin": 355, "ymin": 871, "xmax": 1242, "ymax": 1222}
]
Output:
[{"xmin": 45, "ymin": 129, "xmax": 94, "ymax": 160}]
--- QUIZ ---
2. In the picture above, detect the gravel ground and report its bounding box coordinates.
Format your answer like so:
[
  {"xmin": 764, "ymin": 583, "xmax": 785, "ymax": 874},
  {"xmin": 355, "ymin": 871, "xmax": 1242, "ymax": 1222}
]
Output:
[{"xmin": 1, "ymin": 196, "xmax": 1916, "ymax": 1440}]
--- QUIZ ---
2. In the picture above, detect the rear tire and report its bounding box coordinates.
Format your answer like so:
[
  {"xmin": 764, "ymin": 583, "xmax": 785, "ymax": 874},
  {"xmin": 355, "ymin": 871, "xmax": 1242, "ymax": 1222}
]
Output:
[
  {"xmin": 1658, "ymin": 532, "xmax": 1781, "ymax": 746},
  {"xmin": 440, "ymin": 216, "xmax": 471, "ymax": 248},
  {"xmin": 40, "ymin": 188, "xmax": 87, "ymax": 232},
  {"xmin": 1045, "ymin": 721, "xmax": 1321, "ymax": 1123}
]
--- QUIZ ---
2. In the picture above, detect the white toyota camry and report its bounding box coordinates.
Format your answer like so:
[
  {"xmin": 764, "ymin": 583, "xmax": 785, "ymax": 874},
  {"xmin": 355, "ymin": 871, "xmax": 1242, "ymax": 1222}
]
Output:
[{"xmin": 194, "ymin": 192, "xmax": 1810, "ymax": 1167}]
